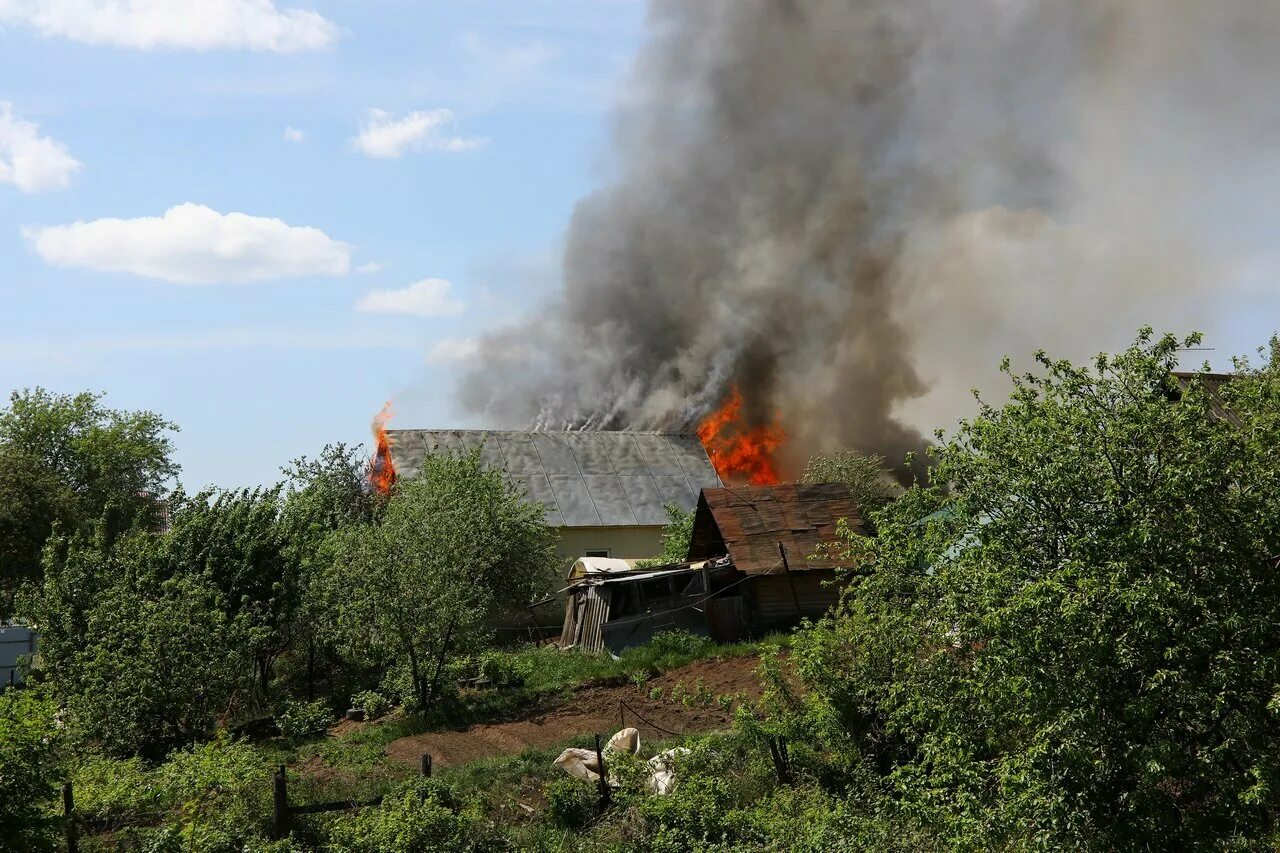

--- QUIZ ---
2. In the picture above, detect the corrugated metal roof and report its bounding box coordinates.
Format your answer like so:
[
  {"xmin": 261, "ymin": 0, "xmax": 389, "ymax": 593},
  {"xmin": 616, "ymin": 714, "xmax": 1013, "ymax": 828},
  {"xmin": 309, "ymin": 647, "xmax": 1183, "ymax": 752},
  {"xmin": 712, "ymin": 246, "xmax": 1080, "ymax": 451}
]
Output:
[
  {"xmin": 386, "ymin": 430, "xmax": 722, "ymax": 528},
  {"xmin": 686, "ymin": 482, "xmax": 863, "ymax": 574}
]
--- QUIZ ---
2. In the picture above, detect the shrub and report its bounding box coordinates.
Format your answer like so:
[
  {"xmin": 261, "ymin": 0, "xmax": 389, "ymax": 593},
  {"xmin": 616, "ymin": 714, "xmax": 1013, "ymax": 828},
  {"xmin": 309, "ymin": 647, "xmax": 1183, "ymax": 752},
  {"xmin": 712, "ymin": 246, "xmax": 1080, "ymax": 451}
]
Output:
[
  {"xmin": 0, "ymin": 690, "xmax": 60, "ymax": 852},
  {"xmin": 544, "ymin": 776, "xmax": 598, "ymax": 830},
  {"xmin": 645, "ymin": 629, "xmax": 711, "ymax": 659},
  {"xmin": 476, "ymin": 649, "xmax": 523, "ymax": 688},
  {"xmin": 72, "ymin": 753, "xmax": 161, "ymax": 829},
  {"xmin": 152, "ymin": 736, "xmax": 274, "ymax": 849},
  {"xmin": 274, "ymin": 698, "xmax": 331, "ymax": 741},
  {"xmin": 60, "ymin": 572, "xmax": 239, "ymax": 759},
  {"xmin": 351, "ymin": 690, "xmax": 389, "ymax": 720},
  {"xmin": 326, "ymin": 782, "xmax": 500, "ymax": 852}
]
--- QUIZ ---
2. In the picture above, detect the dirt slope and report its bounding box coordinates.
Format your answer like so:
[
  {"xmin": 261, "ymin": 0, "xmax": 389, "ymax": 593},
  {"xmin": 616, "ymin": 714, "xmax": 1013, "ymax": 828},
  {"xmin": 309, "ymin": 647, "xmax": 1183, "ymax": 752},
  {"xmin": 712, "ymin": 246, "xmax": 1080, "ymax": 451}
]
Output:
[{"xmin": 385, "ymin": 654, "xmax": 765, "ymax": 768}]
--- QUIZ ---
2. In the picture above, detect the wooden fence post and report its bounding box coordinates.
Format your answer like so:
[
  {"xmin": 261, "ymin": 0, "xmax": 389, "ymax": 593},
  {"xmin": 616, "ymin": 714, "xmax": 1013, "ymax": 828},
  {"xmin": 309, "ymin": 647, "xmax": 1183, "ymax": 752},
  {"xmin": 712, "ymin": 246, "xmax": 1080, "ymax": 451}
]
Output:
[
  {"xmin": 63, "ymin": 781, "xmax": 77, "ymax": 853},
  {"xmin": 420, "ymin": 753, "xmax": 432, "ymax": 778},
  {"xmin": 593, "ymin": 734, "xmax": 611, "ymax": 811},
  {"xmin": 272, "ymin": 765, "xmax": 289, "ymax": 839}
]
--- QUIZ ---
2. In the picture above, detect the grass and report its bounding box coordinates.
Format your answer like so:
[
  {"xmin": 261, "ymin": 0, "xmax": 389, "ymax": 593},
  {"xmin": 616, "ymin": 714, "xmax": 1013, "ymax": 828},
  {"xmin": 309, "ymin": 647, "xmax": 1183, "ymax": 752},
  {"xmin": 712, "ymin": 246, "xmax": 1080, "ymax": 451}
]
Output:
[
  {"xmin": 429, "ymin": 630, "xmax": 790, "ymax": 730},
  {"xmin": 70, "ymin": 630, "xmax": 785, "ymax": 850}
]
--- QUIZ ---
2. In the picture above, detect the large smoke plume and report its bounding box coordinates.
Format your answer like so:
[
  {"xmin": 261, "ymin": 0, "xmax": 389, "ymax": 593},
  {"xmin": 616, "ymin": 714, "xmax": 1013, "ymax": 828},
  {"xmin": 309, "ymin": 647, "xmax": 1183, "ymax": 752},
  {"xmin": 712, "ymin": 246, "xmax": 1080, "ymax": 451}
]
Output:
[{"xmin": 459, "ymin": 0, "xmax": 1280, "ymax": 475}]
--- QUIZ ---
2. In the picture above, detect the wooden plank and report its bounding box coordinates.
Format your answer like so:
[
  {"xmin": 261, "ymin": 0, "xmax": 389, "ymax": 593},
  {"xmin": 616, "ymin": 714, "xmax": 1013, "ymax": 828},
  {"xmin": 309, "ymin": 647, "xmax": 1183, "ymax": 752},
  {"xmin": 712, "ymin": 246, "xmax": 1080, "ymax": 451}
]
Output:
[{"xmin": 290, "ymin": 798, "xmax": 385, "ymax": 816}]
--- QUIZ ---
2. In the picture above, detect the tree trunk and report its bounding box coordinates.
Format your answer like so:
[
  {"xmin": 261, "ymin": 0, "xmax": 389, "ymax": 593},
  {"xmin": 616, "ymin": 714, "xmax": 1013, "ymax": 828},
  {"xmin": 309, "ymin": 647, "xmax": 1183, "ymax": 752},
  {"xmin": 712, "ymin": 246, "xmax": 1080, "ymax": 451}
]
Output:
[
  {"xmin": 426, "ymin": 614, "xmax": 459, "ymax": 709},
  {"xmin": 406, "ymin": 640, "xmax": 425, "ymax": 711}
]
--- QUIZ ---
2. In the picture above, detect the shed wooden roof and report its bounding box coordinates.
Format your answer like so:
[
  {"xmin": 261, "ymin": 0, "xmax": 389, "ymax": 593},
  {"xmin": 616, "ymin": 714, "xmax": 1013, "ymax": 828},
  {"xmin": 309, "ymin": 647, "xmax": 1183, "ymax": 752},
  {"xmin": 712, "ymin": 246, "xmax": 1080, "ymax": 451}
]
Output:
[{"xmin": 686, "ymin": 482, "xmax": 862, "ymax": 575}]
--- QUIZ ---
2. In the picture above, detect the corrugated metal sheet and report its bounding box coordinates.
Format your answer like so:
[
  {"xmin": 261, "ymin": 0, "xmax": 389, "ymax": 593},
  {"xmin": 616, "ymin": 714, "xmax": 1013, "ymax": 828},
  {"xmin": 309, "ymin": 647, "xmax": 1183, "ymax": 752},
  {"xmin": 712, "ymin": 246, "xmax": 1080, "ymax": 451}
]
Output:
[
  {"xmin": 687, "ymin": 482, "xmax": 862, "ymax": 574},
  {"xmin": 561, "ymin": 585, "xmax": 612, "ymax": 653},
  {"xmin": 386, "ymin": 430, "xmax": 722, "ymax": 529}
]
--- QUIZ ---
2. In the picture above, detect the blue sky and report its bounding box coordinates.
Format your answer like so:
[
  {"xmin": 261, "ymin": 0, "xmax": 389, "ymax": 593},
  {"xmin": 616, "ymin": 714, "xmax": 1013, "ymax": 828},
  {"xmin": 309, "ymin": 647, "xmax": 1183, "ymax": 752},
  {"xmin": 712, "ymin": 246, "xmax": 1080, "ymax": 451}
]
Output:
[{"xmin": 0, "ymin": 0, "xmax": 646, "ymax": 489}]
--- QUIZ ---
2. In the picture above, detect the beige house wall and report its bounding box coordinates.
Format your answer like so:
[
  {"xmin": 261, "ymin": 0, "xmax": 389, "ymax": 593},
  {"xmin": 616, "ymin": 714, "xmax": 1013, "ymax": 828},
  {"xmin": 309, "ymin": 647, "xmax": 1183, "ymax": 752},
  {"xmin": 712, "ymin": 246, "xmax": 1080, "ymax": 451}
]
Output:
[{"xmin": 555, "ymin": 525, "xmax": 666, "ymax": 566}]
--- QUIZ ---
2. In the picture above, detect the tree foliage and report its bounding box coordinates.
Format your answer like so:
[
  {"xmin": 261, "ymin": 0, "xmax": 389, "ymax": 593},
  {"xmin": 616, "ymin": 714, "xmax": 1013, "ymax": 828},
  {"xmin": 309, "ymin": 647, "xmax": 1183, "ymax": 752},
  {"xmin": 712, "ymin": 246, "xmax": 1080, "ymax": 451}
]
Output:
[
  {"xmin": 635, "ymin": 503, "xmax": 695, "ymax": 569},
  {"xmin": 801, "ymin": 448, "xmax": 900, "ymax": 527},
  {"xmin": 0, "ymin": 446, "xmax": 75, "ymax": 612},
  {"xmin": 24, "ymin": 526, "xmax": 241, "ymax": 758},
  {"xmin": 792, "ymin": 330, "xmax": 1280, "ymax": 849},
  {"xmin": 0, "ymin": 689, "xmax": 61, "ymax": 851},
  {"xmin": 316, "ymin": 448, "xmax": 557, "ymax": 710},
  {"xmin": 159, "ymin": 486, "xmax": 294, "ymax": 701},
  {"xmin": 0, "ymin": 388, "xmax": 177, "ymax": 608}
]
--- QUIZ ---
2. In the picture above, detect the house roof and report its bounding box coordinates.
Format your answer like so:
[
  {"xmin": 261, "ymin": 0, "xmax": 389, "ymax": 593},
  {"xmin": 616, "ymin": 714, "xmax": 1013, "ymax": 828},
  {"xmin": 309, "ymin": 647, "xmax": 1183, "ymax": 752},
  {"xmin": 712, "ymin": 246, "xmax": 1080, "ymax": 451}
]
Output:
[
  {"xmin": 686, "ymin": 482, "xmax": 862, "ymax": 574},
  {"xmin": 386, "ymin": 430, "xmax": 722, "ymax": 528}
]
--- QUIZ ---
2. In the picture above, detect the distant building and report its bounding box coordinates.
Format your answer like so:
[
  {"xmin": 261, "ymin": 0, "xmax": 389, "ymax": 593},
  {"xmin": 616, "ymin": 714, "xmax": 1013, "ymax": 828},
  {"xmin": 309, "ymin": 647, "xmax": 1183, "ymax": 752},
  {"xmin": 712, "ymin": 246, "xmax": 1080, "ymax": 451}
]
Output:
[
  {"xmin": 0, "ymin": 622, "xmax": 37, "ymax": 689},
  {"xmin": 385, "ymin": 430, "xmax": 723, "ymax": 566}
]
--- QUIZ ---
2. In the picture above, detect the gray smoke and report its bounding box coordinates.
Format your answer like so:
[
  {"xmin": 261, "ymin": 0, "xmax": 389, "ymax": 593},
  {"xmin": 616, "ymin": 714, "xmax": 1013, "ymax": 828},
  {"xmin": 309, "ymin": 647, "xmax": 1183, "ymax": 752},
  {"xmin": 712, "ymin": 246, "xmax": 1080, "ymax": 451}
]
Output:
[{"xmin": 458, "ymin": 0, "xmax": 1280, "ymax": 476}]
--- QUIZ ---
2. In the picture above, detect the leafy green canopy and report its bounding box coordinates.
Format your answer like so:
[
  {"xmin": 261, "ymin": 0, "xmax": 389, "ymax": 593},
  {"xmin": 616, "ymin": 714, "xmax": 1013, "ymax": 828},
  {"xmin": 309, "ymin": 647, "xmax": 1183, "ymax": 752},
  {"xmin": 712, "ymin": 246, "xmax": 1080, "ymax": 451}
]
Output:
[
  {"xmin": 0, "ymin": 690, "xmax": 61, "ymax": 851},
  {"xmin": 0, "ymin": 388, "xmax": 177, "ymax": 608},
  {"xmin": 317, "ymin": 447, "xmax": 557, "ymax": 710},
  {"xmin": 800, "ymin": 448, "xmax": 901, "ymax": 528},
  {"xmin": 794, "ymin": 330, "xmax": 1280, "ymax": 849},
  {"xmin": 25, "ymin": 528, "xmax": 241, "ymax": 759},
  {"xmin": 635, "ymin": 503, "xmax": 695, "ymax": 569}
]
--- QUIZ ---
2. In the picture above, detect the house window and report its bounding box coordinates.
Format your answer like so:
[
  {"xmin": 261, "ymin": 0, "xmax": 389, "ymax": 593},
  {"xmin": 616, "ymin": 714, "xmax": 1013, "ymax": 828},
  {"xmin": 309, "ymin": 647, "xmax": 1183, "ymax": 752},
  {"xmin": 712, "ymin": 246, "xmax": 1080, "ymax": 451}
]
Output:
[{"xmin": 584, "ymin": 548, "xmax": 611, "ymax": 558}]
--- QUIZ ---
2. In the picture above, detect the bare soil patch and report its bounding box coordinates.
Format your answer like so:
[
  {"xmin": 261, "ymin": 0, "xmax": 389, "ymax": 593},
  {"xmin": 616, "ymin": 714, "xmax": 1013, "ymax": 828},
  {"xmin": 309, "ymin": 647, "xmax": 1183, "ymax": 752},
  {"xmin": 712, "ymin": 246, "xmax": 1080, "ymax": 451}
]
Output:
[{"xmin": 385, "ymin": 654, "xmax": 765, "ymax": 768}]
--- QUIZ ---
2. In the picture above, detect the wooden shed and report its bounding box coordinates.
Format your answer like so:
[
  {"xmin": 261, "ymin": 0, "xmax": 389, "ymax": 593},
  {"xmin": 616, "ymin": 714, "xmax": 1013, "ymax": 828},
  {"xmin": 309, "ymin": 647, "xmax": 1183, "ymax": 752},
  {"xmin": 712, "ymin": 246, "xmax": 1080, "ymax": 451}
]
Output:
[
  {"xmin": 559, "ymin": 482, "xmax": 862, "ymax": 654},
  {"xmin": 687, "ymin": 482, "xmax": 863, "ymax": 628}
]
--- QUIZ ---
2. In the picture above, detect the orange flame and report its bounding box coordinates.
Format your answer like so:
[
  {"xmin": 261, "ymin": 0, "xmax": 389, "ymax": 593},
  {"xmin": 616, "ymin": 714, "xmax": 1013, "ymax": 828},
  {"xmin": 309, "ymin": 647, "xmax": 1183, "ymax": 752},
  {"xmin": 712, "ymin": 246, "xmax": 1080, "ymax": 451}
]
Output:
[
  {"xmin": 370, "ymin": 400, "xmax": 396, "ymax": 495},
  {"xmin": 697, "ymin": 386, "xmax": 786, "ymax": 485}
]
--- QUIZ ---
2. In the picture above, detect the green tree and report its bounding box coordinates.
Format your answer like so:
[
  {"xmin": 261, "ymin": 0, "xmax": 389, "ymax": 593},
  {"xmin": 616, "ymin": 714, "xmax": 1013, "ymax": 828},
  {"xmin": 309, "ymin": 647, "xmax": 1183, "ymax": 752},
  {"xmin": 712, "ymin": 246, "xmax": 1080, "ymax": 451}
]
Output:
[
  {"xmin": 279, "ymin": 443, "xmax": 382, "ymax": 700},
  {"xmin": 0, "ymin": 689, "xmax": 61, "ymax": 851},
  {"xmin": 800, "ymin": 448, "xmax": 900, "ymax": 528},
  {"xmin": 24, "ymin": 529, "xmax": 240, "ymax": 758},
  {"xmin": 636, "ymin": 503, "xmax": 695, "ymax": 568},
  {"xmin": 793, "ymin": 330, "xmax": 1280, "ymax": 849},
  {"xmin": 0, "ymin": 388, "xmax": 177, "ymax": 599},
  {"xmin": 159, "ymin": 486, "xmax": 293, "ymax": 703},
  {"xmin": 317, "ymin": 448, "xmax": 556, "ymax": 710},
  {"xmin": 0, "ymin": 446, "xmax": 75, "ymax": 612},
  {"xmin": 66, "ymin": 571, "xmax": 239, "ymax": 758}
]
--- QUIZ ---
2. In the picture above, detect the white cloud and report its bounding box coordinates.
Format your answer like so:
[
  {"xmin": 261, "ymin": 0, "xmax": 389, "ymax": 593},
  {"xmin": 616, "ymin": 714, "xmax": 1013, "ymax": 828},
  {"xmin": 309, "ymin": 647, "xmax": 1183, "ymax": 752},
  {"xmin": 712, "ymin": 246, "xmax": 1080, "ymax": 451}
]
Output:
[
  {"xmin": 23, "ymin": 203, "xmax": 352, "ymax": 284},
  {"xmin": 0, "ymin": 0, "xmax": 337, "ymax": 52},
  {"xmin": 354, "ymin": 261, "xmax": 386, "ymax": 274},
  {"xmin": 426, "ymin": 337, "xmax": 480, "ymax": 364},
  {"xmin": 0, "ymin": 102, "xmax": 80, "ymax": 193},
  {"xmin": 351, "ymin": 109, "xmax": 486, "ymax": 159},
  {"xmin": 355, "ymin": 278, "xmax": 465, "ymax": 317},
  {"xmin": 283, "ymin": 126, "xmax": 304, "ymax": 142}
]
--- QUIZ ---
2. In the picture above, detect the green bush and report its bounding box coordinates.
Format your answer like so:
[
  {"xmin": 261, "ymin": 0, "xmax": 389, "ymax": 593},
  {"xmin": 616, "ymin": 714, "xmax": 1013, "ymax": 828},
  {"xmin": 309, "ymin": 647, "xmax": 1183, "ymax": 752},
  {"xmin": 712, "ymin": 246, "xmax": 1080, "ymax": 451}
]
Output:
[
  {"xmin": 154, "ymin": 736, "xmax": 274, "ymax": 848},
  {"xmin": 59, "ymin": 571, "xmax": 239, "ymax": 759},
  {"xmin": 71, "ymin": 753, "xmax": 161, "ymax": 829},
  {"xmin": 274, "ymin": 698, "xmax": 331, "ymax": 741},
  {"xmin": 476, "ymin": 649, "xmax": 523, "ymax": 688},
  {"xmin": 636, "ymin": 772, "xmax": 739, "ymax": 851},
  {"xmin": 325, "ymin": 782, "xmax": 500, "ymax": 852},
  {"xmin": 645, "ymin": 629, "xmax": 712, "ymax": 659},
  {"xmin": 351, "ymin": 690, "xmax": 389, "ymax": 720},
  {"xmin": 0, "ymin": 689, "xmax": 61, "ymax": 852},
  {"xmin": 544, "ymin": 776, "xmax": 598, "ymax": 830}
]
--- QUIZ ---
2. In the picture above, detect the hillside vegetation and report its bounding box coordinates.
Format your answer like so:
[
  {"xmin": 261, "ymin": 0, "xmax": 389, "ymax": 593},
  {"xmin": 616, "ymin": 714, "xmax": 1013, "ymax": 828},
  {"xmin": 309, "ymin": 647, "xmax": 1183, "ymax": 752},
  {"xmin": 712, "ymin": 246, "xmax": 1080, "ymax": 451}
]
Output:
[{"xmin": 7, "ymin": 330, "xmax": 1280, "ymax": 850}]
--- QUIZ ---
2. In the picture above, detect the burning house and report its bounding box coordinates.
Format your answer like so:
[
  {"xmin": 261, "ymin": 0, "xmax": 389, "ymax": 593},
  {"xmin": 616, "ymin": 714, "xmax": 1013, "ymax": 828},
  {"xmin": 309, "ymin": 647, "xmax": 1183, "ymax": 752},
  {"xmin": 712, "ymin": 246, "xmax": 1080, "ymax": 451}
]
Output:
[
  {"xmin": 382, "ymin": 429, "xmax": 723, "ymax": 566},
  {"xmin": 560, "ymin": 482, "xmax": 862, "ymax": 654}
]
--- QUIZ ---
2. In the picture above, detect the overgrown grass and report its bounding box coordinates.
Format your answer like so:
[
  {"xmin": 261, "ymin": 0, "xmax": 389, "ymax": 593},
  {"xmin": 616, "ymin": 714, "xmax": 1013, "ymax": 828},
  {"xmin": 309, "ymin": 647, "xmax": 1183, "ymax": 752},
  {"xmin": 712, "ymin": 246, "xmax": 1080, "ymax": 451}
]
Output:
[
  {"xmin": 69, "ymin": 631, "xmax": 787, "ymax": 851},
  {"xmin": 431, "ymin": 631, "xmax": 790, "ymax": 731}
]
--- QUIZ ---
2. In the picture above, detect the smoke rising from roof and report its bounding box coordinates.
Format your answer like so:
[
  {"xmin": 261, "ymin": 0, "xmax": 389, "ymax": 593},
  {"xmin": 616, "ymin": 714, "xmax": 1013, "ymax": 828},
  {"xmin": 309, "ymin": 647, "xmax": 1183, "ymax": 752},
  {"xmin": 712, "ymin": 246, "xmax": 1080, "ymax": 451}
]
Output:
[{"xmin": 458, "ymin": 0, "xmax": 1280, "ymax": 475}]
